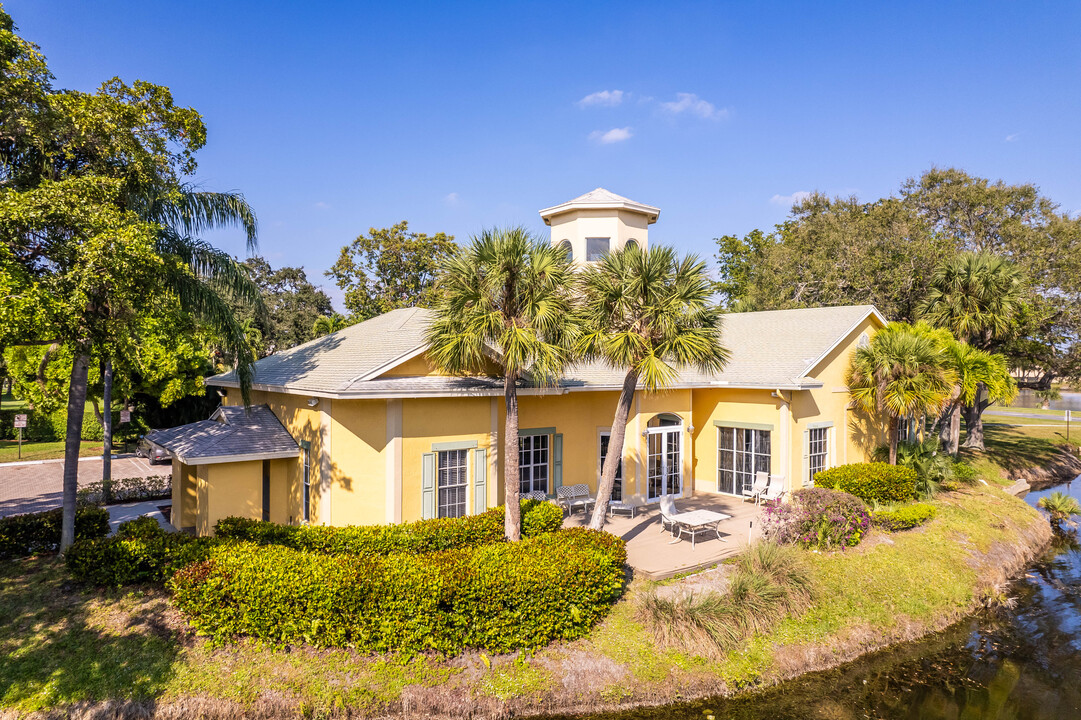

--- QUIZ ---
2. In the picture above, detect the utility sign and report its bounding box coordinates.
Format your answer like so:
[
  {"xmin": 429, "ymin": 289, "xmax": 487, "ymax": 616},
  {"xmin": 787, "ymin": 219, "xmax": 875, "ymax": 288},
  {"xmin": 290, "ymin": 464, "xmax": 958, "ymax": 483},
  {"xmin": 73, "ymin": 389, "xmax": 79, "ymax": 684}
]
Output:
[
  {"xmin": 13, "ymin": 414, "xmax": 26, "ymax": 428},
  {"xmin": 120, "ymin": 410, "xmax": 131, "ymax": 424}
]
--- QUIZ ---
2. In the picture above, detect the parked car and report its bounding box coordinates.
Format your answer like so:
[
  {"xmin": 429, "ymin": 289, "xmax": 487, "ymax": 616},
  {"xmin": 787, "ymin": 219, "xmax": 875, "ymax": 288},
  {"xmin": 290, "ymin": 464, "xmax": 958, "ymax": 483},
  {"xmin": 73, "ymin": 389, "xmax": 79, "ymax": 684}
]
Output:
[{"xmin": 136, "ymin": 435, "xmax": 171, "ymax": 465}]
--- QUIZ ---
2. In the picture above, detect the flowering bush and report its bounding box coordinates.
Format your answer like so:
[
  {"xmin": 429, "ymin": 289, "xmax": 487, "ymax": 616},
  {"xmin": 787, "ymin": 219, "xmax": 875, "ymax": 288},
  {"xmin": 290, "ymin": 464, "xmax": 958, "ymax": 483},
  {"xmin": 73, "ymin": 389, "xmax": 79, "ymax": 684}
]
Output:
[{"xmin": 762, "ymin": 488, "xmax": 871, "ymax": 550}]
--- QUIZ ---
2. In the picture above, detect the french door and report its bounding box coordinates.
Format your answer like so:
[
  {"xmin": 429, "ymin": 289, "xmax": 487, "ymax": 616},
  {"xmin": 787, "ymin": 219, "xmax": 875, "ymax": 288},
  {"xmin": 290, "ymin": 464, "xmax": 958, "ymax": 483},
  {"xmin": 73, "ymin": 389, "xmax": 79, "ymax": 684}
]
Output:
[{"xmin": 646, "ymin": 427, "xmax": 682, "ymax": 500}]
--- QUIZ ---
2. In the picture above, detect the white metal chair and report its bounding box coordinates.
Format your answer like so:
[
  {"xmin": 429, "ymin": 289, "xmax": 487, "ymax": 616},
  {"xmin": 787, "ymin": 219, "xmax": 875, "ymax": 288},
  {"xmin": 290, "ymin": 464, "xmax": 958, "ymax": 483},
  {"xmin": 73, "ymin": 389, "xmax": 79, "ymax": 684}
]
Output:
[
  {"xmin": 761, "ymin": 476, "xmax": 787, "ymax": 504},
  {"xmin": 658, "ymin": 495, "xmax": 680, "ymax": 535},
  {"xmin": 746, "ymin": 471, "xmax": 769, "ymax": 504},
  {"xmin": 522, "ymin": 490, "xmax": 548, "ymax": 502}
]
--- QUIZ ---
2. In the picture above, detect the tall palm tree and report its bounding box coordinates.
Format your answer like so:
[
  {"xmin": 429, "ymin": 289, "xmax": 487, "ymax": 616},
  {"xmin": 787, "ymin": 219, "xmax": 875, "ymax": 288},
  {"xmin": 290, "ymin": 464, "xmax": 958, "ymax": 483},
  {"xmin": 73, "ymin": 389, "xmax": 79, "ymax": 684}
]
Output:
[
  {"xmin": 426, "ymin": 227, "xmax": 576, "ymax": 541},
  {"xmin": 846, "ymin": 322, "xmax": 957, "ymax": 465},
  {"xmin": 938, "ymin": 339, "xmax": 1016, "ymax": 454},
  {"xmin": 918, "ymin": 251, "xmax": 1023, "ymax": 350},
  {"xmin": 578, "ymin": 245, "xmax": 729, "ymax": 532},
  {"xmin": 59, "ymin": 186, "xmax": 262, "ymax": 551}
]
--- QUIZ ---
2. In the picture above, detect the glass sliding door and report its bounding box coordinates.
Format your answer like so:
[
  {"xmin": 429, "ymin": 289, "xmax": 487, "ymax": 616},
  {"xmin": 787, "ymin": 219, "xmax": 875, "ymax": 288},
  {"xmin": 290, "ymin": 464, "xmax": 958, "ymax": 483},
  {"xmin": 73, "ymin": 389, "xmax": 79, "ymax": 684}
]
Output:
[
  {"xmin": 599, "ymin": 432, "xmax": 623, "ymax": 501},
  {"xmin": 716, "ymin": 426, "xmax": 771, "ymax": 497}
]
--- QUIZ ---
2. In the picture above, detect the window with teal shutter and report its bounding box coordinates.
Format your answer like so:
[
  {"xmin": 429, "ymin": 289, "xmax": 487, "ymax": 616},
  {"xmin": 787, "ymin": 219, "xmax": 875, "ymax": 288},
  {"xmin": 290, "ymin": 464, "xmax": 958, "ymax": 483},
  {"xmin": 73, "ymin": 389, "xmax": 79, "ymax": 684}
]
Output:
[
  {"xmin": 553, "ymin": 433, "xmax": 563, "ymax": 492},
  {"xmin": 421, "ymin": 452, "xmax": 436, "ymax": 519},
  {"xmin": 473, "ymin": 447, "xmax": 487, "ymax": 514}
]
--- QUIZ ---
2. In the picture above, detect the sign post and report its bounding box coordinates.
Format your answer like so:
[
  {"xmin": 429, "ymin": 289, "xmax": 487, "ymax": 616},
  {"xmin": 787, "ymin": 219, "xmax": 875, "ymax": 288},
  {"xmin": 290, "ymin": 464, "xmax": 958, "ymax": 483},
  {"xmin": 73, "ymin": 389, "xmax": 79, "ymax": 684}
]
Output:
[
  {"xmin": 1067, "ymin": 410, "xmax": 1072, "ymax": 443},
  {"xmin": 13, "ymin": 414, "xmax": 26, "ymax": 460}
]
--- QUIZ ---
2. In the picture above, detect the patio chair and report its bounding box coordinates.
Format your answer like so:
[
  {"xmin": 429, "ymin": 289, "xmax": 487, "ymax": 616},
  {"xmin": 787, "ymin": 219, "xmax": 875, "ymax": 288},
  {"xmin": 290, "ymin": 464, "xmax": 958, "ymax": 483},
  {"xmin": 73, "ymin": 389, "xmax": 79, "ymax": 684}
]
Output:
[
  {"xmin": 760, "ymin": 476, "xmax": 786, "ymax": 504},
  {"xmin": 522, "ymin": 490, "xmax": 549, "ymax": 502},
  {"xmin": 607, "ymin": 500, "xmax": 637, "ymax": 519},
  {"xmin": 556, "ymin": 484, "xmax": 596, "ymax": 515},
  {"xmin": 658, "ymin": 495, "xmax": 680, "ymax": 535},
  {"xmin": 745, "ymin": 471, "xmax": 769, "ymax": 504}
]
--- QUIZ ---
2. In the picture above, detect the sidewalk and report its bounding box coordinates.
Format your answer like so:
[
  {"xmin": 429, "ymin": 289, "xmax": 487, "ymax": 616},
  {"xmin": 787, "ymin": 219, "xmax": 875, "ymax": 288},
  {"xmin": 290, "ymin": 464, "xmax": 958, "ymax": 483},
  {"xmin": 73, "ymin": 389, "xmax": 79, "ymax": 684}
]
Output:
[{"xmin": 107, "ymin": 499, "xmax": 175, "ymax": 534}]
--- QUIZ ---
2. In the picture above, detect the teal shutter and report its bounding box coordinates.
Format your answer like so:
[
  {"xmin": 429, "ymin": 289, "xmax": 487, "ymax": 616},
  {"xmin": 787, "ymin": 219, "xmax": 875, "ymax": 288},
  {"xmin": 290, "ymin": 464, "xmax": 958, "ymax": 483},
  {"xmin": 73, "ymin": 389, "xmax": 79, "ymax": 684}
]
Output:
[
  {"xmin": 422, "ymin": 452, "xmax": 436, "ymax": 519},
  {"xmin": 801, "ymin": 430, "xmax": 811, "ymax": 487},
  {"xmin": 552, "ymin": 433, "xmax": 563, "ymax": 494},
  {"xmin": 473, "ymin": 447, "xmax": 487, "ymax": 514}
]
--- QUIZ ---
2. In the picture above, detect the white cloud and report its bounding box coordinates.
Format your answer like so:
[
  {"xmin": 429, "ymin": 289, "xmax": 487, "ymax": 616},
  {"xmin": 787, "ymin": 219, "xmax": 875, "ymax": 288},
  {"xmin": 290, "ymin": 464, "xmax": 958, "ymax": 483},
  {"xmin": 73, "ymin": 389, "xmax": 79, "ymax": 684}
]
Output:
[
  {"xmin": 1005, "ymin": 133, "xmax": 1021, "ymax": 142},
  {"xmin": 661, "ymin": 92, "xmax": 727, "ymax": 120},
  {"xmin": 589, "ymin": 127, "xmax": 633, "ymax": 144},
  {"xmin": 770, "ymin": 191, "xmax": 812, "ymax": 206},
  {"xmin": 577, "ymin": 89, "xmax": 625, "ymax": 108},
  {"xmin": 314, "ymin": 201, "xmax": 331, "ymax": 210},
  {"xmin": 443, "ymin": 192, "xmax": 460, "ymax": 207}
]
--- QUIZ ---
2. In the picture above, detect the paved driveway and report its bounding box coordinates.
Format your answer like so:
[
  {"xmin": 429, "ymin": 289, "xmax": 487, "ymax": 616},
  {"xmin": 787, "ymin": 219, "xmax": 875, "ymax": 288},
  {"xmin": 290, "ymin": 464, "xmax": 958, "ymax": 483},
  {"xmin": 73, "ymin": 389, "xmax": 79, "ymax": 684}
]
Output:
[{"xmin": 0, "ymin": 455, "xmax": 170, "ymax": 518}]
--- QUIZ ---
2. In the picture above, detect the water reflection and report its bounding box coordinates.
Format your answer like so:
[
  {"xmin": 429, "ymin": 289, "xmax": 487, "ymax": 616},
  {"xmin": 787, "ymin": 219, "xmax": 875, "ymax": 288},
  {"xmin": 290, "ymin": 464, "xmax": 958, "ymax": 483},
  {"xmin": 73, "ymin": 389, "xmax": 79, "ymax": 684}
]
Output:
[
  {"xmin": 561, "ymin": 481, "xmax": 1081, "ymax": 720},
  {"xmin": 1012, "ymin": 389, "xmax": 1081, "ymax": 411}
]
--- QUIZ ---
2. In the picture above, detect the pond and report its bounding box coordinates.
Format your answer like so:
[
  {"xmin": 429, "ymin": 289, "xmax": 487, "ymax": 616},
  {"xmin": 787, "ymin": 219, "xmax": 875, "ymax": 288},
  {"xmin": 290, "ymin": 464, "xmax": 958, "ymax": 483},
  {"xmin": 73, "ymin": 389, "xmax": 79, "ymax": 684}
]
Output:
[
  {"xmin": 1012, "ymin": 389, "xmax": 1081, "ymax": 412},
  {"xmin": 561, "ymin": 478, "xmax": 1081, "ymax": 720}
]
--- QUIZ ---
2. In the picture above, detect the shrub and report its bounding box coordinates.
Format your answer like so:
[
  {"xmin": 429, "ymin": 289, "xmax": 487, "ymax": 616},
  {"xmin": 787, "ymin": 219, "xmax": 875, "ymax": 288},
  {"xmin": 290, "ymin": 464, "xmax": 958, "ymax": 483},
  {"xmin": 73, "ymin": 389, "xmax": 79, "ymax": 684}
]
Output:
[
  {"xmin": 0, "ymin": 506, "xmax": 110, "ymax": 560},
  {"xmin": 66, "ymin": 519, "xmax": 218, "ymax": 586},
  {"xmin": 77, "ymin": 475, "xmax": 171, "ymax": 505},
  {"xmin": 952, "ymin": 460, "xmax": 977, "ymax": 485},
  {"xmin": 169, "ymin": 527, "xmax": 625, "ymax": 654},
  {"xmin": 214, "ymin": 499, "xmax": 564, "ymax": 556},
  {"xmin": 762, "ymin": 487, "xmax": 871, "ymax": 550},
  {"xmin": 814, "ymin": 462, "xmax": 917, "ymax": 503},
  {"xmin": 635, "ymin": 542, "xmax": 813, "ymax": 658},
  {"xmin": 872, "ymin": 503, "xmax": 937, "ymax": 531}
]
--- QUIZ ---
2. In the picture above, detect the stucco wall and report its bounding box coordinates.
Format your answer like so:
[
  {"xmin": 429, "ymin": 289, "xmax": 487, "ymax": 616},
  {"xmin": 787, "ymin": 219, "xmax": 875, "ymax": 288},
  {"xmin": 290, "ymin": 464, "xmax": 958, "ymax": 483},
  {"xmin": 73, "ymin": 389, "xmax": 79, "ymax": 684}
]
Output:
[
  {"xmin": 171, "ymin": 460, "xmax": 198, "ymax": 532},
  {"xmin": 690, "ymin": 388, "xmax": 784, "ymax": 494},
  {"xmin": 201, "ymin": 460, "xmax": 262, "ymax": 533}
]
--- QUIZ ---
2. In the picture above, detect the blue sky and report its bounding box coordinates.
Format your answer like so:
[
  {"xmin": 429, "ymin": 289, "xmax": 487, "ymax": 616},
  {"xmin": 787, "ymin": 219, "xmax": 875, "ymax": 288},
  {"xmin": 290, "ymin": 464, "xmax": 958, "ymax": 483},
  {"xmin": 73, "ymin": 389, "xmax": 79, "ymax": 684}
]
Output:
[{"xmin": 9, "ymin": 1, "xmax": 1081, "ymax": 310}]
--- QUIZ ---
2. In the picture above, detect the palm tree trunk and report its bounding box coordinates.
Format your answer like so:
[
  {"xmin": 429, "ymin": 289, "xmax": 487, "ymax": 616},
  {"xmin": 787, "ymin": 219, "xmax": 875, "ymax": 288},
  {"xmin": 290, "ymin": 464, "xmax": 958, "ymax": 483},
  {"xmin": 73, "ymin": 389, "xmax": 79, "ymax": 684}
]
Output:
[
  {"xmin": 102, "ymin": 360, "xmax": 113, "ymax": 504},
  {"xmin": 961, "ymin": 383, "xmax": 988, "ymax": 450},
  {"xmin": 589, "ymin": 369, "xmax": 638, "ymax": 531},
  {"xmin": 60, "ymin": 353, "xmax": 91, "ymax": 552},
  {"xmin": 948, "ymin": 403, "xmax": 961, "ymax": 456},
  {"xmin": 888, "ymin": 414, "xmax": 899, "ymax": 465},
  {"xmin": 503, "ymin": 370, "xmax": 521, "ymax": 542}
]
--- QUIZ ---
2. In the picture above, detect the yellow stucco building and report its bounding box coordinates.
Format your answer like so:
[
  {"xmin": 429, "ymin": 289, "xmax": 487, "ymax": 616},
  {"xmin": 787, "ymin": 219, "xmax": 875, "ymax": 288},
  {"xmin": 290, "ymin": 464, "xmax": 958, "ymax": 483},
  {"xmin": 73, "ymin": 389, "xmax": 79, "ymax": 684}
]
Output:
[{"xmin": 155, "ymin": 190, "xmax": 887, "ymax": 535}]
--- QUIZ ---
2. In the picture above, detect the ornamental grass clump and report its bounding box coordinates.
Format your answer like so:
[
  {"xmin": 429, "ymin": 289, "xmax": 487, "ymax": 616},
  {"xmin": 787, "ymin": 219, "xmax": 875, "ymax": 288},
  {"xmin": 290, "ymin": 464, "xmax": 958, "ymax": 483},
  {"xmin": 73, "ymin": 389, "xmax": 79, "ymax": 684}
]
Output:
[
  {"xmin": 635, "ymin": 542, "xmax": 814, "ymax": 658},
  {"xmin": 762, "ymin": 487, "xmax": 871, "ymax": 550}
]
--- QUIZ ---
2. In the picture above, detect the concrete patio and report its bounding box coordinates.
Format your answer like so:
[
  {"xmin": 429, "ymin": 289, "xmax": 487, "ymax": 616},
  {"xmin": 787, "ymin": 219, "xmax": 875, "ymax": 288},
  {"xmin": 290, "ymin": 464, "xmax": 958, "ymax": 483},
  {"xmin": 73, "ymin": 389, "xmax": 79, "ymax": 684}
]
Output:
[{"xmin": 563, "ymin": 494, "xmax": 763, "ymax": 580}]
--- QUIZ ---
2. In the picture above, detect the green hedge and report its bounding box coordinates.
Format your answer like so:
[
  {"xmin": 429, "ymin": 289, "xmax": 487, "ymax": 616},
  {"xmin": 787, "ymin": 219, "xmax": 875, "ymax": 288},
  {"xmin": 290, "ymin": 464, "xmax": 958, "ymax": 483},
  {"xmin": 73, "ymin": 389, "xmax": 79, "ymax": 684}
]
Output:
[
  {"xmin": 66, "ymin": 517, "xmax": 218, "ymax": 586},
  {"xmin": 0, "ymin": 506, "xmax": 110, "ymax": 560},
  {"xmin": 872, "ymin": 503, "xmax": 937, "ymax": 531},
  {"xmin": 214, "ymin": 499, "xmax": 565, "ymax": 556},
  {"xmin": 170, "ymin": 527, "xmax": 626, "ymax": 653},
  {"xmin": 0, "ymin": 407, "xmax": 136, "ymax": 442},
  {"xmin": 814, "ymin": 462, "xmax": 917, "ymax": 504}
]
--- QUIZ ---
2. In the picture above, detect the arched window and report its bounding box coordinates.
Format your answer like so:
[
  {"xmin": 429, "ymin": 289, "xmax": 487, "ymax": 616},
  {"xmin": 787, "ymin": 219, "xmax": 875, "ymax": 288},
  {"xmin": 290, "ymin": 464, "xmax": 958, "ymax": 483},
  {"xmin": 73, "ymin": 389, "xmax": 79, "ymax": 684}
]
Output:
[
  {"xmin": 857, "ymin": 332, "xmax": 870, "ymax": 349},
  {"xmin": 625, "ymin": 239, "xmax": 639, "ymax": 252},
  {"xmin": 647, "ymin": 413, "xmax": 683, "ymax": 428},
  {"xmin": 557, "ymin": 240, "xmax": 573, "ymax": 262}
]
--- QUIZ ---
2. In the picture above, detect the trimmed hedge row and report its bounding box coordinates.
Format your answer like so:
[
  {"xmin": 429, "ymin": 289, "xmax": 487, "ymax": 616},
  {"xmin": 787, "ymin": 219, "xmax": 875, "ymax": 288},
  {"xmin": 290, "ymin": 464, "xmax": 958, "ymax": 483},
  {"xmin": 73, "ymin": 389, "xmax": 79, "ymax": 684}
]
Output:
[
  {"xmin": 214, "ymin": 499, "xmax": 565, "ymax": 556},
  {"xmin": 77, "ymin": 475, "xmax": 171, "ymax": 505},
  {"xmin": 0, "ymin": 505, "xmax": 110, "ymax": 560},
  {"xmin": 814, "ymin": 462, "xmax": 918, "ymax": 504},
  {"xmin": 170, "ymin": 527, "xmax": 626, "ymax": 653},
  {"xmin": 66, "ymin": 517, "xmax": 217, "ymax": 586},
  {"xmin": 872, "ymin": 503, "xmax": 937, "ymax": 531}
]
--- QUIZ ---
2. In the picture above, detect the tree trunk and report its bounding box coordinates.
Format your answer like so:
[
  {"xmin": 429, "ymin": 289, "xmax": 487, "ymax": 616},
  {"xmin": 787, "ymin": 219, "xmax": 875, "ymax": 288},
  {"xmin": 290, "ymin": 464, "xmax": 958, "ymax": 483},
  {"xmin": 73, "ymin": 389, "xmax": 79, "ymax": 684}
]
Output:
[
  {"xmin": 588, "ymin": 369, "xmax": 638, "ymax": 531},
  {"xmin": 888, "ymin": 414, "xmax": 899, "ymax": 465},
  {"xmin": 936, "ymin": 406, "xmax": 952, "ymax": 448},
  {"xmin": 948, "ymin": 403, "xmax": 961, "ymax": 456},
  {"xmin": 503, "ymin": 371, "xmax": 521, "ymax": 542},
  {"xmin": 102, "ymin": 360, "xmax": 113, "ymax": 504},
  {"xmin": 961, "ymin": 383, "xmax": 989, "ymax": 450},
  {"xmin": 60, "ymin": 353, "xmax": 91, "ymax": 552}
]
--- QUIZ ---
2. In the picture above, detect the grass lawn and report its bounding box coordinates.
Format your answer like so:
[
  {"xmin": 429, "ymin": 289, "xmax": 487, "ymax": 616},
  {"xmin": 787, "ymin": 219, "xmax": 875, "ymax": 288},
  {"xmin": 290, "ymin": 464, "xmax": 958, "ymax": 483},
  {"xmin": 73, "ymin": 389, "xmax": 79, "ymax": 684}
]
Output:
[
  {"xmin": 0, "ymin": 393, "xmax": 27, "ymax": 411},
  {"xmin": 961, "ymin": 420, "xmax": 1079, "ymax": 484},
  {"xmin": 0, "ymin": 440, "xmax": 104, "ymax": 464},
  {"xmin": 0, "ymin": 485, "xmax": 1049, "ymax": 717}
]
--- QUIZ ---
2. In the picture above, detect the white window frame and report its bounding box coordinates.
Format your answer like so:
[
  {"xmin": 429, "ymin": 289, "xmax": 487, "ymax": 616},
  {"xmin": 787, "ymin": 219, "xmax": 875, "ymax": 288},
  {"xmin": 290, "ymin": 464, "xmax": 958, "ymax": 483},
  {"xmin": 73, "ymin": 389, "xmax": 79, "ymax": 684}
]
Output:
[
  {"xmin": 598, "ymin": 430, "xmax": 623, "ymax": 501},
  {"xmin": 437, "ymin": 448, "xmax": 469, "ymax": 519},
  {"xmin": 808, "ymin": 426, "xmax": 829, "ymax": 486},
  {"xmin": 519, "ymin": 434, "xmax": 550, "ymax": 495},
  {"xmin": 716, "ymin": 425, "xmax": 771, "ymax": 497}
]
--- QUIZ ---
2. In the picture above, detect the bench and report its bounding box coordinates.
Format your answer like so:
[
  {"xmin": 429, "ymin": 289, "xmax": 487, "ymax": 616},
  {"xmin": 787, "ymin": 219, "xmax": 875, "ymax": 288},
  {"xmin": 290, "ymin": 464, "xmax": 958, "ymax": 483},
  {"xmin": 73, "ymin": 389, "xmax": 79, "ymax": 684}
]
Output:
[{"xmin": 556, "ymin": 484, "xmax": 596, "ymax": 515}]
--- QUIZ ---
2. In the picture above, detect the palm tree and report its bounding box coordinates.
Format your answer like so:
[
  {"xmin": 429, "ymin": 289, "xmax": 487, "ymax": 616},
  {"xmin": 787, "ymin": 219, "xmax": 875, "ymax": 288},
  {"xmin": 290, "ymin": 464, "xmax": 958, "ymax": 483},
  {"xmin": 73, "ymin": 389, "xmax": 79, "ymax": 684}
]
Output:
[
  {"xmin": 846, "ymin": 322, "xmax": 957, "ymax": 465},
  {"xmin": 938, "ymin": 340, "xmax": 1016, "ymax": 453},
  {"xmin": 312, "ymin": 313, "xmax": 351, "ymax": 338},
  {"xmin": 1038, "ymin": 491, "xmax": 1081, "ymax": 528},
  {"xmin": 59, "ymin": 187, "xmax": 262, "ymax": 551},
  {"xmin": 578, "ymin": 245, "xmax": 729, "ymax": 531},
  {"xmin": 426, "ymin": 227, "xmax": 576, "ymax": 541},
  {"xmin": 918, "ymin": 251, "xmax": 1023, "ymax": 350}
]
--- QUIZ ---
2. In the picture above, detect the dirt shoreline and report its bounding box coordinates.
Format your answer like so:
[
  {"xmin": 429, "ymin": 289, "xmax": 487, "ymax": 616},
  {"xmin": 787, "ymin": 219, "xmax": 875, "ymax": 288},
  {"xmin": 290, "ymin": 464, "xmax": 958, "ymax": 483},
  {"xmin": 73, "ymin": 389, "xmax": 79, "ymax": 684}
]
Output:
[{"xmin": 6, "ymin": 486, "xmax": 1054, "ymax": 720}]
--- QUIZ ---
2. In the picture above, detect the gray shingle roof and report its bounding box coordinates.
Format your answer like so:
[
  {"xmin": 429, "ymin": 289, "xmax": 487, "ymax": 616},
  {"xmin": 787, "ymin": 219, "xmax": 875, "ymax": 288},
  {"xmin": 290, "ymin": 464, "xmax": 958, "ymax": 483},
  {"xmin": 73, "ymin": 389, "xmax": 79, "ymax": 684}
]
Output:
[
  {"xmin": 148, "ymin": 405, "xmax": 299, "ymax": 464},
  {"xmin": 207, "ymin": 304, "xmax": 883, "ymax": 398},
  {"xmin": 538, "ymin": 187, "xmax": 661, "ymax": 222}
]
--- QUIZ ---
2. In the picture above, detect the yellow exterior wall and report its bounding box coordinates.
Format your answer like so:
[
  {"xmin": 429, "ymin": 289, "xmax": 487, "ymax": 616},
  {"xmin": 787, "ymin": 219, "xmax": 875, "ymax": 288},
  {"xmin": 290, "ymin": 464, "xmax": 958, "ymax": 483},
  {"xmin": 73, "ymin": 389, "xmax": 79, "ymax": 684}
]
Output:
[
  {"xmin": 377, "ymin": 351, "xmax": 502, "ymax": 378},
  {"xmin": 329, "ymin": 399, "xmax": 387, "ymax": 525},
  {"xmin": 401, "ymin": 397, "xmax": 493, "ymax": 522},
  {"xmin": 171, "ymin": 460, "xmax": 198, "ymax": 531},
  {"xmin": 198, "ymin": 460, "xmax": 262, "ymax": 534},
  {"xmin": 690, "ymin": 388, "xmax": 783, "ymax": 494}
]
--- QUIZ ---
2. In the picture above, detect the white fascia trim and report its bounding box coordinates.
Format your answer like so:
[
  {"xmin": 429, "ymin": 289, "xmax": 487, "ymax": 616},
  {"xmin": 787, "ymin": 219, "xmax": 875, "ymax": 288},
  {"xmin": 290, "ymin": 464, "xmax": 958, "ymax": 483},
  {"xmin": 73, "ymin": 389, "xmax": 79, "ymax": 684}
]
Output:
[
  {"xmin": 539, "ymin": 200, "xmax": 661, "ymax": 224},
  {"xmin": 172, "ymin": 449, "xmax": 300, "ymax": 465},
  {"xmin": 800, "ymin": 307, "xmax": 888, "ymax": 379}
]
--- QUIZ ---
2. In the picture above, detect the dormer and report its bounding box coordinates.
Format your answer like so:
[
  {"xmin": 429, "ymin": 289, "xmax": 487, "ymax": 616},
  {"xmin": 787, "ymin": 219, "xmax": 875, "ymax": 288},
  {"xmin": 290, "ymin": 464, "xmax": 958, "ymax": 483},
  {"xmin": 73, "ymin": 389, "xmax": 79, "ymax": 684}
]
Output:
[{"xmin": 538, "ymin": 188, "xmax": 660, "ymax": 265}]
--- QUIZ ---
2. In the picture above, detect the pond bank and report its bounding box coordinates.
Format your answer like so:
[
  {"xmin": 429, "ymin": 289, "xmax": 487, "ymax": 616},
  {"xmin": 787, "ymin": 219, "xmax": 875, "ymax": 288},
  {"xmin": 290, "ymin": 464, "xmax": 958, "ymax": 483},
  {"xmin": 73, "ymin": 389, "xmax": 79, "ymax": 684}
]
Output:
[{"xmin": 0, "ymin": 484, "xmax": 1050, "ymax": 720}]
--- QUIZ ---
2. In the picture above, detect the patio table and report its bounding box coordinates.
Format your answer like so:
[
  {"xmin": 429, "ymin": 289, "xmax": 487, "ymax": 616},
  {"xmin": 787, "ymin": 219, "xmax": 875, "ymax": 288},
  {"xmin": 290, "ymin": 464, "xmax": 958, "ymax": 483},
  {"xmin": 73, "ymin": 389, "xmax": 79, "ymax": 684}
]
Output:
[{"xmin": 668, "ymin": 509, "xmax": 732, "ymax": 550}]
